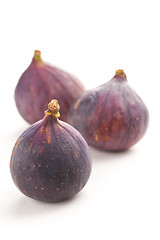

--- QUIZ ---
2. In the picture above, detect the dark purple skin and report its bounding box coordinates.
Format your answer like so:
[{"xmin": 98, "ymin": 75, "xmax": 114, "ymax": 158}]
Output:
[
  {"xmin": 15, "ymin": 51, "xmax": 85, "ymax": 124},
  {"xmin": 10, "ymin": 113, "xmax": 92, "ymax": 202},
  {"xmin": 68, "ymin": 70, "xmax": 149, "ymax": 151}
]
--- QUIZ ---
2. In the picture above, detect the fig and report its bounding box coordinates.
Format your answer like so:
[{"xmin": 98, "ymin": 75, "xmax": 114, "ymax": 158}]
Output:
[
  {"xmin": 10, "ymin": 100, "xmax": 92, "ymax": 202},
  {"xmin": 15, "ymin": 50, "xmax": 85, "ymax": 124},
  {"xmin": 68, "ymin": 70, "xmax": 149, "ymax": 151}
]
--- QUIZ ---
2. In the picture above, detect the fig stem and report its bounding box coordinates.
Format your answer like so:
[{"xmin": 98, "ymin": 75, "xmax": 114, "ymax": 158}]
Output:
[
  {"xmin": 34, "ymin": 50, "xmax": 42, "ymax": 62},
  {"xmin": 115, "ymin": 69, "xmax": 126, "ymax": 77},
  {"xmin": 45, "ymin": 99, "xmax": 60, "ymax": 118}
]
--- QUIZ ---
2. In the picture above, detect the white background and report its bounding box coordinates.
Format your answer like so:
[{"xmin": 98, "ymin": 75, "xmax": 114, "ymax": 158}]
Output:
[{"xmin": 0, "ymin": 0, "xmax": 160, "ymax": 239}]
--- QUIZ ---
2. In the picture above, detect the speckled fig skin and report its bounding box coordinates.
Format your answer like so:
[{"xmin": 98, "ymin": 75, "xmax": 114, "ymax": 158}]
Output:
[
  {"xmin": 10, "ymin": 100, "xmax": 91, "ymax": 202},
  {"xmin": 68, "ymin": 70, "xmax": 149, "ymax": 151},
  {"xmin": 15, "ymin": 50, "xmax": 85, "ymax": 124}
]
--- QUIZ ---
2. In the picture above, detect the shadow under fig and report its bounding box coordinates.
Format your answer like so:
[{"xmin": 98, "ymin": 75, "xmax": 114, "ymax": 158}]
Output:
[
  {"xmin": 89, "ymin": 145, "xmax": 135, "ymax": 162},
  {"xmin": 4, "ymin": 192, "xmax": 80, "ymax": 219}
]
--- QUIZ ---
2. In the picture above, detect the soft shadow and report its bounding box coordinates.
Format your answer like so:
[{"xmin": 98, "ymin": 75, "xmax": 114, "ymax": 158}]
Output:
[
  {"xmin": 8, "ymin": 125, "xmax": 29, "ymax": 141},
  {"xmin": 4, "ymin": 193, "xmax": 80, "ymax": 219},
  {"xmin": 89, "ymin": 146, "xmax": 135, "ymax": 162}
]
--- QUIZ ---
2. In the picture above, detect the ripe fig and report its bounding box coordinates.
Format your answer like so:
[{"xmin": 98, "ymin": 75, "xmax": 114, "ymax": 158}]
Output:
[
  {"xmin": 68, "ymin": 70, "xmax": 149, "ymax": 151},
  {"xmin": 10, "ymin": 100, "xmax": 92, "ymax": 202},
  {"xmin": 15, "ymin": 50, "xmax": 85, "ymax": 124}
]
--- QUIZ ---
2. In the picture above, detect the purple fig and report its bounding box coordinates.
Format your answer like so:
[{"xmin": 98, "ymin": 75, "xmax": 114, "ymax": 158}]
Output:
[
  {"xmin": 15, "ymin": 50, "xmax": 85, "ymax": 124},
  {"xmin": 10, "ymin": 100, "xmax": 92, "ymax": 202},
  {"xmin": 68, "ymin": 70, "xmax": 149, "ymax": 151}
]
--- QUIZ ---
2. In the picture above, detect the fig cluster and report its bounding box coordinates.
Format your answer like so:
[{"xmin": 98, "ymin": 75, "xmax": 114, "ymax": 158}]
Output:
[{"xmin": 11, "ymin": 51, "xmax": 149, "ymax": 202}]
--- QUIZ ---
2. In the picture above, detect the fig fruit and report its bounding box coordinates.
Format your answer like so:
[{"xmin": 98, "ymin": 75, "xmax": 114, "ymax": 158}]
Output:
[
  {"xmin": 15, "ymin": 50, "xmax": 85, "ymax": 124},
  {"xmin": 10, "ymin": 100, "xmax": 92, "ymax": 202},
  {"xmin": 68, "ymin": 70, "xmax": 149, "ymax": 151}
]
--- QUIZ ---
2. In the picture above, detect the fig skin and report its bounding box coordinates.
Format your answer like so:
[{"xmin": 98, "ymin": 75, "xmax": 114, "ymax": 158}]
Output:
[
  {"xmin": 10, "ymin": 100, "xmax": 91, "ymax": 202},
  {"xmin": 68, "ymin": 70, "xmax": 149, "ymax": 151},
  {"xmin": 15, "ymin": 50, "xmax": 85, "ymax": 124}
]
